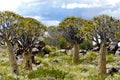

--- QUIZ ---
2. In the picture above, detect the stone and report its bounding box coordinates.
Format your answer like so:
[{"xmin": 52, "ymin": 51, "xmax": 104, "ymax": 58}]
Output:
[
  {"xmin": 81, "ymin": 68, "xmax": 88, "ymax": 72},
  {"xmin": 92, "ymin": 46, "xmax": 99, "ymax": 51},
  {"xmin": 92, "ymin": 60, "xmax": 98, "ymax": 65},
  {"xmin": 79, "ymin": 50, "xmax": 87, "ymax": 55},
  {"xmin": 107, "ymin": 67, "xmax": 119, "ymax": 76},
  {"xmin": 115, "ymin": 48, "xmax": 120, "ymax": 56},
  {"xmin": 32, "ymin": 48, "xmax": 39, "ymax": 52},
  {"xmin": 52, "ymin": 59, "xmax": 59, "ymax": 63},
  {"xmin": 108, "ymin": 42, "xmax": 118, "ymax": 54}
]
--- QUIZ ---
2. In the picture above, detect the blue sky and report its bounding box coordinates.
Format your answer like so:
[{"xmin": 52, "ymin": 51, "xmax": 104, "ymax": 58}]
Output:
[{"xmin": 0, "ymin": 0, "xmax": 120, "ymax": 26}]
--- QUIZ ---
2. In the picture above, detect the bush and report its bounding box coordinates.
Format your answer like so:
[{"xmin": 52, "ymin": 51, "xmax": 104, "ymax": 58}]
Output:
[
  {"xmin": 49, "ymin": 51, "xmax": 60, "ymax": 57},
  {"xmin": 84, "ymin": 52, "xmax": 97, "ymax": 61},
  {"xmin": 28, "ymin": 67, "xmax": 68, "ymax": 79},
  {"xmin": 59, "ymin": 37, "xmax": 68, "ymax": 49},
  {"xmin": 106, "ymin": 54, "xmax": 115, "ymax": 63},
  {"xmin": 79, "ymin": 40, "xmax": 92, "ymax": 50},
  {"xmin": 44, "ymin": 45, "xmax": 56, "ymax": 53}
]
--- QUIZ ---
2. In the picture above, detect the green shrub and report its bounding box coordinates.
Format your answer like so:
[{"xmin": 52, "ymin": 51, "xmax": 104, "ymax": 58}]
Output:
[
  {"xmin": 79, "ymin": 40, "xmax": 92, "ymax": 50},
  {"xmin": 28, "ymin": 67, "xmax": 68, "ymax": 79},
  {"xmin": 59, "ymin": 37, "xmax": 68, "ymax": 49},
  {"xmin": 106, "ymin": 54, "xmax": 115, "ymax": 63},
  {"xmin": 84, "ymin": 52, "xmax": 97, "ymax": 61},
  {"xmin": 36, "ymin": 52, "xmax": 44, "ymax": 57},
  {"xmin": 49, "ymin": 51, "xmax": 60, "ymax": 57}
]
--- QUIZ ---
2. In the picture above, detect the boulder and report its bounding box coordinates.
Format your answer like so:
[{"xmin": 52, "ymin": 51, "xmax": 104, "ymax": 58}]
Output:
[
  {"xmin": 57, "ymin": 49, "xmax": 66, "ymax": 53},
  {"xmin": 115, "ymin": 48, "xmax": 120, "ymax": 56},
  {"xmin": 32, "ymin": 48, "xmax": 39, "ymax": 52},
  {"xmin": 107, "ymin": 67, "xmax": 119, "ymax": 76},
  {"xmin": 118, "ymin": 42, "xmax": 120, "ymax": 47},
  {"xmin": 92, "ymin": 46, "xmax": 100, "ymax": 51},
  {"xmin": 52, "ymin": 59, "xmax": 59, "ymax": 64},
  {"xmin": 108, "ymin": 42, "xmax": 118, "ymax": 54},
  {"xmin": 79, "ymin": 50, "xmax": 87, "ymax": 55},
  {"xmin": 81, "ymin": 68, "xmax": 88, "ymax": 72}
]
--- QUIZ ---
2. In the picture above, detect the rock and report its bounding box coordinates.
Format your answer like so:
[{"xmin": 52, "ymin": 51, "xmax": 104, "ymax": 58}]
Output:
[
  {"xmin": 115, "ymin": 48, "xmax": 120, "ymax": 56},
  {"xmin": 92, "ymin": 46, "xmax": 99, "ymax": 51},
  {"xmin": 118, "ymin": 42, "xmax": 120, "ymax": 47},
  {"xmin": 66, "ymin": 50, "xmax": 72, "ymax": 56},
  {"xmin": 107, "ymin": 67, "xmax": 119, "ymax": 76},
  {"xmin": 57, "ymin": 49, "xmax": 66, "ymax": 53},
  {"xmin": 92, "ymin": 60, "xmax": 98, "ymax": 65},
  {"xmin": 108, "ymin": 42, "xmax": 118, "ymax": 54},
  {"xmin": 44, "ymin": 54, "xmax": 49, "ymax": 57},
  {"xmin": 81, "ymin": 68, "xmax": 88, "ymax": 72},
  {"xmin": 32, "ymin": 48, "xmax": 39, "ymax": 52},
  {"xmin": 52, "ymin": 59, "xmax": 59, "ymax": 63},
  {"xmin": 79, "ymin": 50, "xmax": 87, "ymax": 55}
]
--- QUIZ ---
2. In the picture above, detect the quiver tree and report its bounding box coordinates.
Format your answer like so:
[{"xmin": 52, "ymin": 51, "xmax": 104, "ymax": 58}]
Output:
[
  {"xmin": 0, "ymin": 11, "xmax": 22, "ymax": 75},
  {"xmin": 16, "ymin": 17, "xmax": 46, "ymax": 70},
  {"xmin": 93, "ymin": 15, "xmax": 120, "ymax": 77},
  {"xmin": 16, "ymin": 31, "xmax": 38, "ymax": 70},
  {"xmin": 58, "ymin": 17, "xmax": 84, "ymax": 64}
]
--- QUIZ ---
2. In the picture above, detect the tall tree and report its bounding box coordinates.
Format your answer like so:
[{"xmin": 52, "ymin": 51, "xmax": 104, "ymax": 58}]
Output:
[
  {"xmin": 59, "ymin": 16, "xmax": 84, "ymax": 64},
  {"xmin": 16, "ymin": 17, "xmax": 46, "ymax": 70},
  {"xmin": 0, "ymin": 11, "xmax": 22, "ymax": 75},
  {"xmin": 92, "ymin": 14, "xmax": 120, "ymax": 77}
]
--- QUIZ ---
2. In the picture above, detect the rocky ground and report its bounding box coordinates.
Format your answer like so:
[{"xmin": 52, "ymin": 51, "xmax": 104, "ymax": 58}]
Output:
[{"xmin": 1, "ymin": 46, "xmax": 120, "ymax": 80}]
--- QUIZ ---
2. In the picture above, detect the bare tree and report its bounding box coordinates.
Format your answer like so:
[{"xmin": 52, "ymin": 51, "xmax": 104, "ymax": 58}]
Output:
[
  {"xmin": 93, "ymin": 15, "xmax": 120, "ymax": 77},
  {"xmin": 0, "ymin": 11, "xmax": 22, "ymax": 75}
]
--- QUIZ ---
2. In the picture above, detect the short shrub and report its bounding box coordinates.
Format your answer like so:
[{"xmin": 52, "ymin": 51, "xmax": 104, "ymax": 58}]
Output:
[
  {"xmin": 59, "ymin": 37, "xmax": 68, "ymax": 49},
  {"xmin": 84, "ymin": 52, "xmax": 97, "ymax": 61},
  {"xmin": 49, "ymin": 51, "xmax": 60, "ymax": 57},
  {"xmin": 28, "ymin": 67, "xmax": 68, "ymax": 79},
  {"xmin": 36, "ymin": 51, "xmax": 44, "ymax": 57},
  {"xmin": 106, "ymin": 54, "xmax": 115, "ymax": 63},
  {"xmin": 79, "ymin": 40, "xmax": 92, "ymax": 50},
  {"xmin": 44, "ymin": 45, "xmax": 55, "ymax": 52}
]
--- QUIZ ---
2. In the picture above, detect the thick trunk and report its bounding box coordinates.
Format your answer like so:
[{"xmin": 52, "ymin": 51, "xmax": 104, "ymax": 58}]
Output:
[
  {"xmin": 7, "ymin": 42, "xmax": 18, "ymax": 75},
  {"xmin": 22, "ymin": 51, "xmax": 32, "ymax": 70},
  {"xmin": 98, "ymin": 42, "xmax": 107, "ymax": 77},
  {"xmin": 72, "ymin": 43, "xmax": 79, "ymax": 64}
]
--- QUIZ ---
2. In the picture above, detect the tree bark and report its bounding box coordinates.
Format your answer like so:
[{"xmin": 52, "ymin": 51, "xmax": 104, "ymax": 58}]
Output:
[
  {"xmin": 98, "ymin": 42, "xmax": 107, "ymax": 78},
  {"xmin": 7, "ymin": 42, "xmax": 18, "ymax": 75},
  {"xmin": 72, "ymin": 42, "xmax": 79, "ymax": 64},
  {"xmin": 22, "ymin": 51, "xmax": 32, "ymax": 70}
]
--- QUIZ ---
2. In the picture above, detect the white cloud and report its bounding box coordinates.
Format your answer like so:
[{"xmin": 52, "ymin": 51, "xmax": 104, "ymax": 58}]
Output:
[
  {"xmin": 0, "ymin": 0, "xmax": 35, "ymax": 11},
  {"xmin": 61, "ymin": 0, "xmax": 120, "ymax": 9},
  {"xmin": 24, "ymin": 16, "xmax": 60, "ymax": 26},
  {"xmin": 100, "ymin": 8, "xmax": 120, "ymax": 18},
  {"xmin": 42, "ymin": 20, "xmax": 60, "ymax": 26},
  {"xmin": 61, "ymin": 3, "xmax": 101, "ymax": 9},
  {"xmin": 0, "ymin": 0, "xmax": 20, "ymax": 11},
  {"xmin": 106, "ymin": 0, "xmax": 120, "ymax": 6},
  {"xmin": 24, "ymin": 15, "xmax": 45, "ymax": 20}
]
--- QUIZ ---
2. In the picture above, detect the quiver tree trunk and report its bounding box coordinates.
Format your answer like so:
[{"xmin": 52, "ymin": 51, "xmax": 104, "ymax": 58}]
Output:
[
  {"xmin": 7, "ymin": 42, "xmax": 18, "ymax": 75},
  {"xmin": 22, "ymin": 51, "xmax": 32, "ymax": 70},
  {"xmin": 72, "ymin": 42, "xmax": 79, "ymax": 64},
  {"xmin": 98, "ymin": 42, "xmax": 107, "ymax": 78}
]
